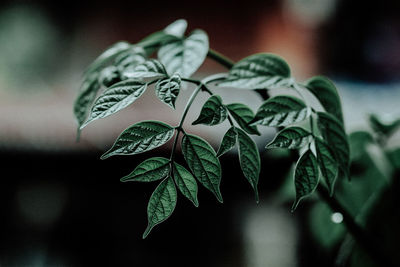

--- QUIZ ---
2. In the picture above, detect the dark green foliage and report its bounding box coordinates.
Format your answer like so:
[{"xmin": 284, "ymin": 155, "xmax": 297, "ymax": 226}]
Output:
[{"xmin": 74, "ymin": 19, "xmax": 353, "ymax": 238}]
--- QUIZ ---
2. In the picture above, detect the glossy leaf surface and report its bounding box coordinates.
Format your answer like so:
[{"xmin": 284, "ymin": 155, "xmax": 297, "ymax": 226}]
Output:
[
  {"xmin": 226, "ymin": 103, "xmax": 260, "ymax": 135},
  {"xmin": 173, "ymin": 162, "xmax": 199, "ymax": 206},
  {"xmin": 266, "ymin": 127, "xmax": 312, "ymax": 149},
  {"xmin": 216, "ymin": 127, "xmax": 238, "ymax": 157},
  {"xmin": 121, "ymin": 157, "xmax": 170, "ymax": 182},
  {"xmin": 192, "ymin": 95, "xmax": 227, "ymax": 126},
  {"xmin": 155, "ymin": 73, "xmax": 181, "ymax": 109}
]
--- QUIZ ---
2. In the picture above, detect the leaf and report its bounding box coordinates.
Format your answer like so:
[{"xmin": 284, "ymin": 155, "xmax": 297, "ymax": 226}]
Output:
[
  {"xmin": 143, "ymin": 177, "xmax": 177, "ymax": 238},
  {"xmin": 164, "ymin": 19, "xmax": 187, "ymax": 37},
  {"xmin": 317, "ymin": 112, "xmax": 350, "ymax": 177},
  {"xmin": 121, "ymin": 157, "xmax": 170, "ymax": 182},
  {"xmin": 251, "ymin": 95, "xmax": 310, "ymax": 127},
  {"xmin": 292, "ymin": 150, "xmax": 319, "ymax": 211},
  {"xmin": 85, "ymin": 41, "xmax": 131, "ymax": 74},
  {"xmin": 369, "ymin": 114, "xmax": 400, "ymax": 137},
  {"xmin": 113, "ymin": 47, "xmax": 147, "ymax": 74},
  {"xmin": 226, "ymin": 103, "xmax": 260, "ymax": 135},
  {"xmin": 266, "ymin": 127, "xmax": 312, "ymax": 149},
  {"xmin": 158, "ymin": 30, "xmax": 209, "ymax": 77},
  {"xmin": 122, "ymin": 59, "xmax": 167, "ymax": 79},
  {"xmin": 101, "ymin": 121, "xmax": 175, "ymax": 159},
  {"xmin": 236, "ymin": 128, "xmax": 261, "ymax": 202},
  {"xmin": 305, "ymin": 76, "xmax": 343, "ymax": 122},
  {"xmin": 74, "ymin": 72, "xmax": 101, "ymax": 129},
  {"xmin": 173, "ymin": 162, "xmax": 199, "ymax": 206},
  {"xmin": 98, "ymin": 65, "xmax": 120, "ymax": 87},
  {"xmin": 315, "ymin": 138, "xmax": 339, "ymax": 196},
  {"xmin": 155, "ymin": 73, "xmax": 181, "ymax": 109},
  {"xmin": 81, "ymin": 80, "xmax": 147, "ymax": 129},
  {"xmin": 181, "ymin": 134, "xmax": 223, "ymax": 202},
  {"xmin": 216, "ymin": 127, "xmax": 238, "ymax": 157},
  {"xmin": 192, "ymin": 95, "xmax": 227, "ymax": 126},
  {"xmin": 217, "ymin": 53, "xmax": 291, "ymax": 89}
]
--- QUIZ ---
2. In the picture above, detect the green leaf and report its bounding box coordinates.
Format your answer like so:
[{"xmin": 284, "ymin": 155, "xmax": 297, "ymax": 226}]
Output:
[
  {"xmin": 217, "ymin": 53, "xmax": 291, "ymax": 89},
  {"xmin": 158, "ymin": 30, "xmax": 209, "ymax": 77},
  {"xmin": 292, "ymin": 150, "xmax": 319, "ymax": 211},
  {"xmin": 226, "ymin": 103, "xmax": 260, "ymax": 135},
  {"xmin": 315, "ymin": 137, "xmax": 339, "ymax": 196},
  {"xmin": 114, "ymin": 47, "xmax": 147, "ymax": 73},
  {"xmin": 143, "ymin": 177, "xmax": 177, "ymax": 238},
  {"xmin": 164, "ymin": 19, "xmax": 187, "ymax": 37},
  {"xmin": 216, "ymin": 127, "xmax": 238, "ymax": 157},
  {"xmin": 85, "ymin": 41, "xmax": 131, "ymax": 74},
  {"xmin": 173, "ymin": 162, "xmax": 199, "ymax": 206},
  {"xmin": 101, "ymin": 121, "xmax": 175, "ymax": 159},
  {"xmin": 305, "ymin": 76, "xmax": 343, "ymax": 122},
  {"xmin": 121, "ymin": 59, "xmax": 167, "ymax": 79},
  {"xmin": 251, "ymin": 95, "xmax": 310, "ymax": 127},
  {"xmin": 236, "ymin": 128, "xmax": 261, "ymax": 202},
  {"xmin": 181, "ymin": 134, "xmax": 223, "ymax": 202},
  {"xmin": 98, "ymin": 65, "xmax": 120, "ymax": 87},
  {"xmin": 81, "ymin": 80, "xmax": 147, "ymax": 129},
  {"xmin": 74, "ymin": 72, "xmax": 101, "ymax": 129},
  {"xmin": 192, "ymin": 95, "xmax": 227, "ymax": 126},
  {"xmin": 155, "ymin": 73, "xmax": 181, "ymax": 109},
  {"xmin": 317, "ymin": 112, "xmax": 350, "ymax": 177},
  {"xmin": 121, "ymin": 157, "xmax": 170, "ymax": 182},
  {"xmin": 369, "ymin": 114, "xmax": 400, "ymax": 137},
  {"xmin": 266, "ymin": 127, "xmax": 312, "ymax": 149}
]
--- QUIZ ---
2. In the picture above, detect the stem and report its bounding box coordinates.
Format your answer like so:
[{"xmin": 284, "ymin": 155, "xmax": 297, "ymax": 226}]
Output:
[{"xmin": 207, "ymin": 48, "xmax": 393, "ymax": 267}]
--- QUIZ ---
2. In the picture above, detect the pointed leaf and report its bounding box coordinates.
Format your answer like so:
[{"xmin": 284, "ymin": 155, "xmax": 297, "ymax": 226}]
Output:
[
  {"xmin": 85, "ymin": 41, "xmax": 131, "ymax": 74},
  {"xmin": 173, "ymin": 162, "xmax": 199, "ymax": 206},
  {"xmin": 216, "ymin": 127, "xmax": 238, "ymax": 157},
  {"xmin": 164, "ymin": 19, "xmax": 188, "ymax": 37},
  {"xmin": 315, "ymin": 138, "xmax": 339, "ymax": 196},
  {"xmin": 74, "ymin": 72, "xmax": 101, "ymax": 128},
  {"xmin": 158, "ymin": 30, "xmax": 209, "ymax": 77},
  {"xmin": 101, "ymin": 121, "xmax": 175, "ymax": 159},
  {"xmin": 121, "ymin": 157, "xmax": 170, "ymax": 182},
  {"xmin": 317, "ymin": 112, "xmax": 350, "ymax": 176},
  {"xmin": 122, "ymin": 59, "xmax": 167, "ymax": 79},
  {"xmin": 292, "ymin": 150, "xmax": 319, "ymax": 211},
  {"xmin": 181, "ymin": 134, "xmax": 223, "ymax": 202},
  {"xmin": 266, "ymin": 127, "xmax": 312, "ymax": 149},
  {"xmin": 306, "ymin": 76, "xmax": 343, "ymax": 122},
  {"xmin": 217, "ymin": 53, "xmax": 291, "ymax": 89},
  {"xmin": 226, "ymin": 103, "xmax": 260, "ymax": 135},
  {"xmin": 236, "ymin": 128, "xmax": 261, "ymax": 202},
  {"xmin": 252, "ymin": 95, "xmax": 310, "ymax": 127},
  {"xmin": 155, "ymin": 73, "xmax": 181, "ymax": 109},
  {"xmin": 192, "ymin": 95, "xmax": 227, "ymax": 126},
  {"xmin": 114, "ymin": 47, "xmax": 147, "ymax": 74},
  {"xmin": 143, "ymin": 177, "xmax": 177, "ymax": 238},
  {"xmin": 81, "ymin": 80, "xmax": 147, "ymax": 129}
]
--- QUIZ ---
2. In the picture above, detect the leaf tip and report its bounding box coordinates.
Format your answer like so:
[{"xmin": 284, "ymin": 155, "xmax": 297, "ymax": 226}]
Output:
[
  {"xmin": 291, "ymin": 199, "xmax": 300, "ymax": 212},
  {"xmin": 100, "ymin": 152, "xmax": 111, "ymax": 160},
  {"xmin": 142, "ymin": 225, "xmax": 152, "ymax": 239}
]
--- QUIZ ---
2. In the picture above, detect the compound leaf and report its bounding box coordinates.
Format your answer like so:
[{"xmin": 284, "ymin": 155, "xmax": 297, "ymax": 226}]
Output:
[
  {"xmin": 81, "ymin": 80, "xmax": 147, "ymax": 129},
  {"xmin": 122, "ymin": 59, "xmax": 167, "ymax": 79},
  {"xmin": 292, "ymin": 150, "xmax": 319, "ymax": 211},
  {"xmin": 158, "ymin": 30, "xmax": 209, "ymax": 77},
  {"xmin": 101, "ymin": 121, "xmax": 175, "ymax": 159},
  {"xmin": 216, "ymin": 127, "xmax": 238, "ymax": 157},
  {"xmin": 305, "ymin": 76, "xmax": 343, "ymax": 122},
  {"xmin": 315, "ymin": 138, "xmax": 339, "ymax": 196},
  {"xmin": 121, "ymin": 157, "xmax": 170, "ymax": 182},
  {"xmin": 217, "ymin": 53, "xmax": 291, "ymax": 89},
  {"xmin": 266, "ymin": 127, "xmax": 312, "ymax": 149},
  {"xmin": 236, "ymin": 128, "xmax": 261, "ymax": 202},
  {"xmin": 251, "ymin": 95, "xmax": 310, "ymax": 127},
  {"xmin": 143, "ymin": 177, "xmax": 177, "ymax": 238},
  {"xmin": 155, "ymin": 73, "xmax": 181, "ymax": 109},
  {"xmin": 173, "ymin": 162, "xmax": 199, "ymax": 206},
  {"xmin": 181, "ymin": 134, "xmax": 223, "ymax": 202},
  {"xmin": 192, "ymin": 95, "xmax": 227, "ymax": 126},
  {"xmin": 226, "ymin": 103, "xmax": 260, "ymax": 135},
  {"xmin": 317, "ymin": 112, "xmax": 350, "ymax": 177}
]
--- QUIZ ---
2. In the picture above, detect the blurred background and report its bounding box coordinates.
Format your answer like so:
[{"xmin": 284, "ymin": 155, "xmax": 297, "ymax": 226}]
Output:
[{"xmin": 0, "ymin": 0, "xmax": 399, "ymax": 266}]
